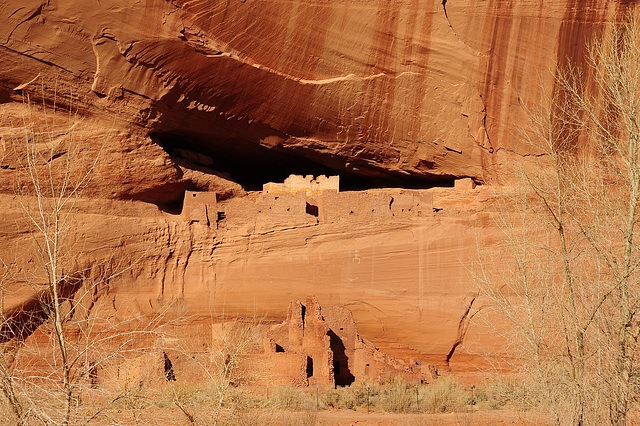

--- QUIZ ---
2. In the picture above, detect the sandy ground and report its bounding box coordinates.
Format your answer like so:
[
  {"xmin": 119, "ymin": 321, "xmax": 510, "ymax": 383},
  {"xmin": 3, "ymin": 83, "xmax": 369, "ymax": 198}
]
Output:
[
  {"xmin": 313, "ymin": 409, "xmax": 542, "ymax": 425},
  {"xmin": 67, "ymin": 407, "xmax": 544, "ymax": 425},
  {"xmin": 0, "ymin": 403, "xmax": 546, "ymax": 425}
]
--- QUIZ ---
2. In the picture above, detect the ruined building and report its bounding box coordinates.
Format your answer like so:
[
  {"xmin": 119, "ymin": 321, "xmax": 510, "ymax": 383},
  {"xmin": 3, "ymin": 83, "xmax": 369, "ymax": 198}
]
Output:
[
  {"xmin": 262, "ymin": 296, "xmax": 425, "ymax": 387},
  {"xmin": 182, "ymin": 190, "xmax": 217, "ymax": 225},
  {"xmin": 181, "ymin": 174, "xmax": 478, "ymax": 230},
  {"xmin": 263, "ymin": 174, "xmax": 340, "ymax": 195}
]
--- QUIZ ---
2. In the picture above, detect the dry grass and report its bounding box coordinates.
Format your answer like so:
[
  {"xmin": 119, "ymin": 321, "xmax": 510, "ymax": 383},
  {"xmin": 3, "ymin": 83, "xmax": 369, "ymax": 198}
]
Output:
[
  {"xmin": 0, "ymin": 375, "xmax": 531, "ymax": 425},
  {"xmin": 320, "ymin": 376, "xmax": 486, "ymax": 414}
]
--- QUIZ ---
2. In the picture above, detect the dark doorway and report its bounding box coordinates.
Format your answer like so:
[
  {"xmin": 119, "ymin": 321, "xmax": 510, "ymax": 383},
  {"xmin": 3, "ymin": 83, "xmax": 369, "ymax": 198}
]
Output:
[
  {"xmin": 328, "ymin": 330, "xmax": 355, "ymax": 386},
  {"xmin": 306, "ymin": 356, "xmax": 314, "ymax": 378}
]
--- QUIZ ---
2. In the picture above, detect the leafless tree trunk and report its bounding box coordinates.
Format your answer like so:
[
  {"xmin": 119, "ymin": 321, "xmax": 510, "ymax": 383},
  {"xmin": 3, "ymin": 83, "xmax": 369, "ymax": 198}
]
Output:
[
  {"xmin": 15, "ymin": 87, "xmax": 101, "ymax": 426},
  {"xmin": 0, "ymin": 86, "xmax": 169, "ymax": 425}
]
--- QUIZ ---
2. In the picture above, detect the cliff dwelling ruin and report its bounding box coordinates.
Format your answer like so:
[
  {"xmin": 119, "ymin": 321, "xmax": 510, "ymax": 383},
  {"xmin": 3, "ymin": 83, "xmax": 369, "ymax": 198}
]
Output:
[
  {"xmin": 3, "ymin": 0, "xmax": 634, "ymax": 422},
  {"xmin": 182, "ymin": 190, "xmax": 218, "ymax": 225},
  {"xmin": 181, "ymin": 174, "xmax": 477, "ymax": 229},
  {"xmin": 263, "ymin": 296, "xmax": 425, "ymax": 387}
]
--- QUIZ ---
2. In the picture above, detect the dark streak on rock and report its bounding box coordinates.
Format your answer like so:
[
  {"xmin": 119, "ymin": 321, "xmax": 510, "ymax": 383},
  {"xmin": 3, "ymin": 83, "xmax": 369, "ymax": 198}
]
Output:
[{"xmin": 446, "ymin": 295, "xmax": 477, "ymax": 365}]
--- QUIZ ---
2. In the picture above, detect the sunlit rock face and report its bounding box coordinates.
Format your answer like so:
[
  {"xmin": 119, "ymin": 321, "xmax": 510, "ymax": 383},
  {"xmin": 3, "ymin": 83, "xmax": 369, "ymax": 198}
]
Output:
[
  {"xmin": 2, "ymin": 0, "xmax": 626, "ymax": 190},
  {"xmin": 0, "ymin": 1, "xmax": 632, "ymax": 379}
]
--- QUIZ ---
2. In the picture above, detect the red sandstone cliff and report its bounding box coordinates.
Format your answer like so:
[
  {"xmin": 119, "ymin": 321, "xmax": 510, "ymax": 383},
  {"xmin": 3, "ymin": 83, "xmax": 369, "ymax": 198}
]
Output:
[
  {"xmin": 2, "ymin": 0, "xmax": 632, "ymax": 191},
  {"xmin": 0, "ymin": 1, "xmax": 634, "ymax": 379}
]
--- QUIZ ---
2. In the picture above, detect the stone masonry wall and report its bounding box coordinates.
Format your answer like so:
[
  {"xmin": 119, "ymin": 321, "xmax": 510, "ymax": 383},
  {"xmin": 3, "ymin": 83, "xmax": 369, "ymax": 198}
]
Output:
[{"xmin": 263, "ymin": 296, "xmax": 424, "ymax": 387}]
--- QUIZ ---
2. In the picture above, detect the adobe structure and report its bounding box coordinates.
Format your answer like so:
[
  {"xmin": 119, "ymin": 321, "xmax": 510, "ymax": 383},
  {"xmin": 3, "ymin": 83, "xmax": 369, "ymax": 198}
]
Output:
[
  {"xmin": 181, "ymin": 190, "xmax": 217, "ymax": 225},
  {"xmin": 91, "ymin": 296, "xmax": 428, "ymax": 391},
  {"xmin": 263, "ymin": 174, "xmax": 339, "ymax": 195},
  {"xmin": 218, "ymin": 185, "xmax": 436, "ymax": 229},
  {"xmin": 262, "ymin": 296, "xmax": 426, "ymax": 387},
  {"xmin": 183, "ymin": 174, "xmax": 478, "ymax": 230}
]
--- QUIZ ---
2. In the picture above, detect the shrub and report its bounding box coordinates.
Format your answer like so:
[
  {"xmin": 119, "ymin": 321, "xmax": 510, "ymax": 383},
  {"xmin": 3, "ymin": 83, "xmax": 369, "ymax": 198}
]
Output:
[
  {"xmin": 376, "ymin": 377, "xmax": 415, "ymax": 413},
  {"xmin": 322, "ymin": 376, "xmax": 472, "ymax": 414},
  {"xmin": 419, "ymin": 376, "xmax": 470, "ymax": 413},
  {"xmin": 270, "ymin": 386, "xmax": 314, "ymax": 411}
]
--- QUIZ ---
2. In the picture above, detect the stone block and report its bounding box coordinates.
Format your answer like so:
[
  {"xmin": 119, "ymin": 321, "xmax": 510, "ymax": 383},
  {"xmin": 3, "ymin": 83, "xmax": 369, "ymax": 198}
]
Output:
[{"xmin": 454, "ymin": 178, "xmax": 476, "ymax": 190}]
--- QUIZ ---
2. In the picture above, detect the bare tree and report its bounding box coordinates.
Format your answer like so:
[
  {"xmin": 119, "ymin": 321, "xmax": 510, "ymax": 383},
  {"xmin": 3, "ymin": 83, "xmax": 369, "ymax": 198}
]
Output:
[
  {"xmin": 209, "ymin": 318, "xmax": 264, "ymax": 410},
  {"xmin": 0, "ymin": 260, "xmax": 28, "ymax": 425},
  {"xmin": 0, "ymin": 87, "xmax": 169, "ymax": 425},
  {"xmin": 18, "ymin": 92, "xmax": 101, "ymax": 426},
  {"xmin": 162, "ymin": 309, "xmax": 266, "ymax": 425},
  {"xmin": 474, "ymin": 10, "xmax": 640, "ymax": 426}
]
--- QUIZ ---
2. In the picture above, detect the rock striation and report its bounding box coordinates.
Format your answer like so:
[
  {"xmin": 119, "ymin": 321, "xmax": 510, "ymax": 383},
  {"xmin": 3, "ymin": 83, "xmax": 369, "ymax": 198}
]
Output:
[
  {"xmin": 1, "ymin": 1, "xmax": 633, "ymax": 193},
  {"xmin": 0, "ymin": 179, "xmax": 498, "ymax": 380},
  {"xmin": 0, "ymin": 1, "xmax": 637, "ymax": 384}
]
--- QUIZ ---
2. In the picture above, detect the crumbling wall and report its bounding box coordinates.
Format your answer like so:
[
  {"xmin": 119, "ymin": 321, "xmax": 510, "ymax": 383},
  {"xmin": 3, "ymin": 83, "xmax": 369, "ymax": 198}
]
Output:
[
  {"xmin": 97, "ymin": 352, "xmax": 166, "ymax": 391},
  {"xmin": 318, "ymin": 190, "xmax": 434, "ymax": 223},
  {"xmin": 263, "ymin": 296, "xmax": 424, "ymax": 387},
  {"xmin": 219, "ymin": 192, "xmax": 318, "ymax": 233},
  {"xmin": 258, "ymin": 193, "xmax": 309, "ymax": 222},
  {"xmin": 323, "ymin": 304, "xmax": 422, "ymax": 385},
  {"xmin": 322, "ymin": 305, "xmax": 358, "ymax": 386},
  {"xmin": 264, "ymin": 296, "xmax": 334, "ymax": 386},
  {"xmin": 208, "ymin": 172, "xmax": 477, "ymax": 232},
  {"xmin": 218, "ymin": 188, "xmax": 436, "ymax": 231},
  {"xmin": 264, "ymin": 174, "xmax": 339, "ymax": 195}
]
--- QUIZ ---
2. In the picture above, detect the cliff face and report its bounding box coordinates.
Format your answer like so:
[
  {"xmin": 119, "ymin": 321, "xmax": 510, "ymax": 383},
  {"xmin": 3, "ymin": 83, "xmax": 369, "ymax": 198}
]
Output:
[
  {"xmin": 0, "ymin": 1, "xmax": 633, "ymax": 377},
  {"xmin": 1, "ymin": 0, "xmax": 628, "ymax": 190},
  {"xmin": 0, "ymin": 185, "xmax": 496, "ymax": 375}
]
